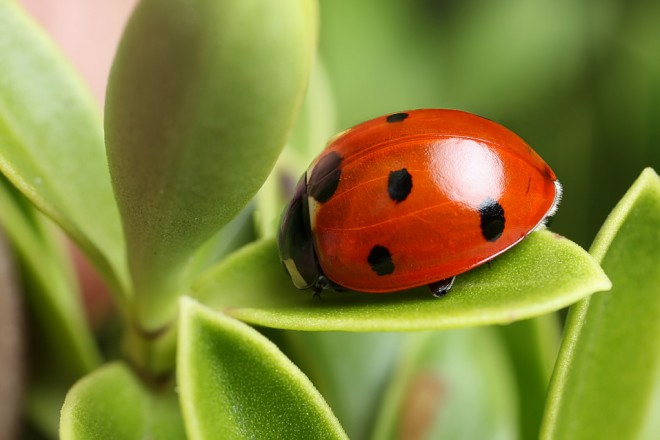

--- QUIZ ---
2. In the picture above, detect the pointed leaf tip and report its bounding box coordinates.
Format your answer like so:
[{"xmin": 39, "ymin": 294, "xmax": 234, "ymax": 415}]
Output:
[
  {"xmin": 105, "ymin": 0, "xmax": 318, "ymax": 330},
  {"xmin": 177, "ymin": 297, "xmax": 347, "ymax": 439},
  {"xmin": 0, "ymin": 1, "xmax": 127, "ymax": 295},
  {"xmin": 542, "ymin": 168, "xmax": 660, "ymax": 439},
  {"xmin": 193, "ymin": 229, "xmax": 610, "ymax": 331}
]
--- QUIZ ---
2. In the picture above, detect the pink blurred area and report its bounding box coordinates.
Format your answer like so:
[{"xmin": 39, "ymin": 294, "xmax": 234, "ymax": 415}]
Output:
[
  {"xmin": 20, "ymin": 0, "xmax": 137, "ymax": 105},
  {"xmin": 19, "ymin": 0, "xmax": 137, "ymax": 326}
]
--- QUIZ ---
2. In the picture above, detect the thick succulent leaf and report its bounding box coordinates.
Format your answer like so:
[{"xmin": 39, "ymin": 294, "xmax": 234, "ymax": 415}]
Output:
[
  {"xmin": 0, "ymin": 176, "xmax": 100, "ymax": 379},
  {"xmin": 0, "ymin": 176, "xmax": 100, "ymax": 436},
  {"xmin": 272, "ymin": 331, "xmax": 403, "ymax": 439},
  {"xmin": 372, "ymin": 328, "xmax": 518, "ymax": 440},
  {"xmin": 60, "ymin": 362, "xmax": 185, "ymax": 440},
  {"xmin": 177, "ymin": 297, "xmax": 347, "ymax": 440},
  {"xmin": 286, "ymin": 59, "xmax": 337, "ymax": 162},
  {"xmin": 0, "ymin": 1, "xmax": 127, "ymax": 295},
  {"xmin": 192, "ymin": 229, "xmax": 610, "ymax": 331},
  {"xmin": 188, "ymin": 203, "xmax": 256, "ymax": 281},
  {"xmin": 0, "ymin": 230, "xmax": 24, "ymax": 440},
  {"xmin": 498, "ymin": 315, "xmax": 560, "ymax": 440},
  {"xmin": 640, "ymin": 376, "xmax": 660, "ymax": 440},
  {"xmin": 254, "ymin": 59, "xmax": 337, "ymax": 239},
  {"xmin": 541, "ymin": 168, "xmax": 660, "ymax": 439},
  {"xmin": 105, "ymin": 0, "xmax": 318, "ymax": 331},
  {"xmin": 0, "ymin": 176, "xmax": 101, "ymax": 438},
  {"xmin": 253, "ymin": 150, "xmax": 307, "ymax": 240}
]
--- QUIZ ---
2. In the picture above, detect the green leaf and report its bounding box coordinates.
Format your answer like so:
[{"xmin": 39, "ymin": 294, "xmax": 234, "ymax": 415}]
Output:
[
  {"xmin": 0, "ymin": 229, "xmax": 23, "ymax": 440},
  {"xmin": 0, "ymin": 176, "xmax": 100, "ymax": 378},
  {"xmin": 188, "ymin": 203, "xmax": 257, "ymax": 280},
  {"xmin": 193, "ymin": 229, "xmax": 611, "ymax": 331},
  {"xmin": 639, "ymin": 376, "xmax": 660, "ymax": 440},
  {"xmin": 272, "ymin": 331, "xmax": 403, "ymax": 439},
  {"xmin": 60, "ymin": 362, "xmax": 185, "ymax": 440},
  {"xmin": 26, "ymin": 380, "xmax": 73, "ymax": 438},
  {"xmin": 498, "ymin": 315, "xmax": 560, "ymax": 440},
  {"xmin": 541, "ymin": 168, "xmax": 660, "ymax": 439},
  {"xmin": 372, "ymin": 328, "xmax": 519, "ymax": 440},
  {"xmin": 0, "ymin": 1, "xmax": 128, "ymax": 296},
  {"xmin": 177, "ymin": 297, "xmax": 347, "ymax": 440},
  {"xmin": 286, "ymin": 59, "xmax": 338, "ymax": 162},
  {"xmin": 0, "ymin": 175, "xmax": 101, "ymax": 436},
  {"xmin": 254, "ymin": 59, "xmax": 337, "ymax": 239},
  {"xmin": 105, "ymin": 0, "xmax": 318, "ymax": 331}
]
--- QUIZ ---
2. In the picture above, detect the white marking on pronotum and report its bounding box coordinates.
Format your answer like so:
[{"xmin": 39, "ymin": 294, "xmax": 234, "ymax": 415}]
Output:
[{"xmin": 283, "ymin": 258, "xmax": 308, "ymax": 289}]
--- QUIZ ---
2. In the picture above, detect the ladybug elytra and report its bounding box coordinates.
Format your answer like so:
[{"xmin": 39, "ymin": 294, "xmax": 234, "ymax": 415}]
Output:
[{"xmin": 278, "ymin": 109, "xmax": 561, "ymax": 297}]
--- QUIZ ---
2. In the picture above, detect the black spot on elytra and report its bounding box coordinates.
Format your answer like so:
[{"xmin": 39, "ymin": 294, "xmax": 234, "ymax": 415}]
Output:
[
  {"xmin": 479, "ymin": 198, "xmax": 505, "ymax": 242},
  {"xmin": 388, "ymin": 168, "xmax": 413, "ymax": 203},
  {"xmin": 386, "ymin": 112, "xmax": 409, "ymax": 123},
  {"xmin": 308, "ymin": 151, "xmax": 342, "ymax": 203},
  {"xmin": 368, "ymin": 245, "xmax": 395, "ymax": 276}
]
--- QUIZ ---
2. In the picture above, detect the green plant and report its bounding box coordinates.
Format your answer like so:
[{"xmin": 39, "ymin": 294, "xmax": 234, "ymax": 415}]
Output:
[{"xmin": 1, "ymin": 0, "xmax": 659, "ymax": 439}]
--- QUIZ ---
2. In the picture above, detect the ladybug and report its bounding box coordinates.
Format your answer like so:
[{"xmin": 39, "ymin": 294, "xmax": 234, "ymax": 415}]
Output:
[{"xmin": 278, "ymin": 109, "xmax": 561, "ymax": 297}]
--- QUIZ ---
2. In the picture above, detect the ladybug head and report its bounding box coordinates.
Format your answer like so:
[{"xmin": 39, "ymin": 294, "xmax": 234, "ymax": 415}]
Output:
[{"xmin": 278, "ymin": 173, "xmax": 324, "ymax": 291}]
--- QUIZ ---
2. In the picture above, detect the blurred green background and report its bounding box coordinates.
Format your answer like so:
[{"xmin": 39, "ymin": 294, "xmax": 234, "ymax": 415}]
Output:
[
  {"xmin": 318, "ymin": 0, "xmax": 660, "ymax": 249},
  {"xmin": 11, "ymin": 1, "xmax": 659, "ymax": 438}
]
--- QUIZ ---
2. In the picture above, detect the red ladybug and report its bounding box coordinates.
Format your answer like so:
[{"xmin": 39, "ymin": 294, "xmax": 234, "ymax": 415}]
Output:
[{"xmin": 278, "ymin": 109, "xmax": 561, "ymax": 297}]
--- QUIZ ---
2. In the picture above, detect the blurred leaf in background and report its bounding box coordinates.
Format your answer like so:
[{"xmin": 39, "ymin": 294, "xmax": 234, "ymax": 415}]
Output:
[
  {"xmin": 373, "ymin": 328, "xmax": 519, "ymax": 440},
  {"xmin": 542, "ymin": 169, "xmax": 660, "ymax": 439},
  {"xmin": 319, "ymin": 0, "xmax": 660, "ymax": 249}
]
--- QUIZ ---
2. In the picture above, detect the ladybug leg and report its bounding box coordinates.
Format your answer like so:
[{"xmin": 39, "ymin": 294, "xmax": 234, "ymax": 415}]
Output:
[
  {"xmin": 428, "ymin": 277, "xmax": 455, "ymax": 298},
  {"xmin": 311, "ymin": 275, "xmax": 334, "ymax": 300},
  {"xmin": 311, "ymin": 275, "xmax": 346, "ymax": 299},
  {"xmin": 311, "ymin": 281, "xmax": 325, "ymax": 301},
  {"xmin": 331, "ymin": 283, "xmax": 347, "ymax": 293},
  {"xmin": 487, "ymin": 258, "xmax": 497, "ymax": 270}
]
